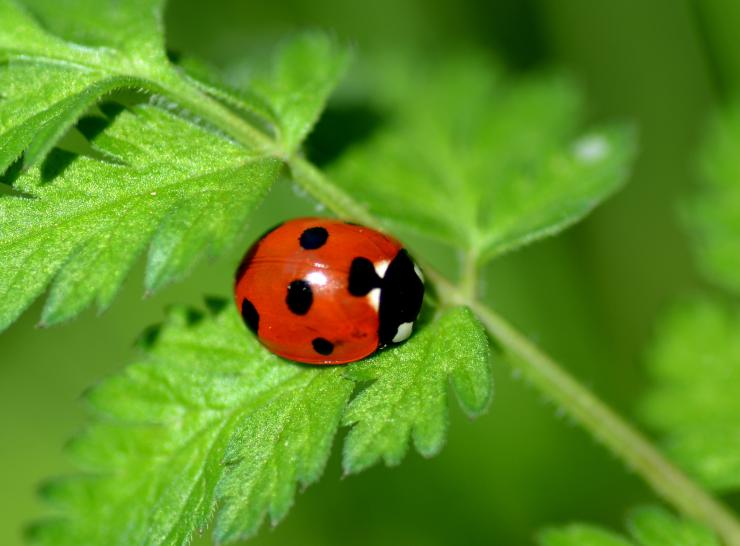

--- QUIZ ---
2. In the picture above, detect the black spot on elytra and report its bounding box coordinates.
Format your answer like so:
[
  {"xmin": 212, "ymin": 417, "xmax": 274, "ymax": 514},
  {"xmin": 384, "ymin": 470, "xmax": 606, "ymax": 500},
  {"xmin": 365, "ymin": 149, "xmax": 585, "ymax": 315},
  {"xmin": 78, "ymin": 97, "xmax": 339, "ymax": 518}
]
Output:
[
  {"xmin": 348, "ymin": 257, "xmax": 381, "ymax": 296},
  {"xmin": 378, "ymin": 250, "xmax": 424, "ymax": 346},
  {"xmin": 286, "ymin": 280, "xmax": 313, "ymax": 315},
  {"xmin": 312, "ymin": 337, "xmax": 334, "ymax": 355},
  {"xmin": 241, "ymin": 298, "xmax": 260, "ymax": 333},
  {"xmin": 299, "ymin": 226, "xmax": 329, "ymax": 249}
]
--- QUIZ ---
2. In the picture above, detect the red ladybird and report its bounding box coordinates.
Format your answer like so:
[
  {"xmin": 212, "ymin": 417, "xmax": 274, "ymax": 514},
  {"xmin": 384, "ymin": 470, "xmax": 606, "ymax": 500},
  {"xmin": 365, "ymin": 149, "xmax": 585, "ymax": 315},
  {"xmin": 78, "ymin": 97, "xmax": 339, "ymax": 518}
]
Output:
[{"xmin": 234, "ymin": 218, "xmax": 425, "ymax": 365}]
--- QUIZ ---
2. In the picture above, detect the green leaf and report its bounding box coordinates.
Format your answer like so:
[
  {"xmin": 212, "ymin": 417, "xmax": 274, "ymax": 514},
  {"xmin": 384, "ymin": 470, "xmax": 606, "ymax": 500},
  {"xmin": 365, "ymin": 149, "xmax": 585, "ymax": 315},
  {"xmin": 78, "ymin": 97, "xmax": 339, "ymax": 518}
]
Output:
[
  {"xmin": 176, "ymin": 55, "xmax": 276, "ymax": 131},
  {"xmin": 641, "ymin": 299, "xmax": 740, "ymax": 492},
  {"xmin": 17, "ymin": 0, "xmax": 166, "ymax": 52},
  {"xmin": 1, "ymin": 20, "xmax": 350, "ymax": 331},
  {"xmin": 30, "ymin": 301, "xmax": 353, "ymax": 546},
  {"xmin": 251, "ymin": 32, "xmax": 350, "ymax": 155},
  {"xmin": 171, "ymin": 32, "xmax": 350, "ymax": 155},
  {"xmin": 688, "ymin": 102, "xmax": 740, "ymax": 294},
  {"xmin": 539, "ymin": 506, "xmax": 720, "ymax": 546},
  {"xmin": 0, "ymin": 0, "xmax": 174, "ymax": 173},
  {"xmin": 342, "ymin": 306, "xmax": 492, "ymax": 474},
  {"xmin": 1, "ymin": 2, "xmax": 348, "ymax": 174},
  {"xmin": 0, "ymin": 104, "xmax": 280, "ymax": 331},
  {"xmin": 33, "ymin": 303, "xmax": 493, "ymax": 545},
  {"xmin": 214, "ymin": 362, "xmax": 350, "ymax": 542},
  {"xmin": 329, "ymin": 55, "xmax": 636, "ymax": 263}
]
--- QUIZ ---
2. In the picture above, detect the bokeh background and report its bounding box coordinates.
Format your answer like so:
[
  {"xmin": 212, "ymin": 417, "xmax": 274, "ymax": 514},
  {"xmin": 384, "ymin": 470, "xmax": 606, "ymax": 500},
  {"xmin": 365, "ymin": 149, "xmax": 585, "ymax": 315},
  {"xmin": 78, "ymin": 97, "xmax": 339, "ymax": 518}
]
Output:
[{"xmin": 1, "ymin": 1, "xmax": 735, "ymax": 544}]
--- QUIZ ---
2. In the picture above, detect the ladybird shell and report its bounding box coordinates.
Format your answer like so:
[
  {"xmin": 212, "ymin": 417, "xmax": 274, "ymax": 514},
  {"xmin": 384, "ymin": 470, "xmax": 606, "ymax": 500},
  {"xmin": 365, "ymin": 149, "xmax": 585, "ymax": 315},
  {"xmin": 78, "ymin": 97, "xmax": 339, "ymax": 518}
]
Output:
[{"xmin": 234, "ymin": 218, "xmax": 425, "ymax": 365}]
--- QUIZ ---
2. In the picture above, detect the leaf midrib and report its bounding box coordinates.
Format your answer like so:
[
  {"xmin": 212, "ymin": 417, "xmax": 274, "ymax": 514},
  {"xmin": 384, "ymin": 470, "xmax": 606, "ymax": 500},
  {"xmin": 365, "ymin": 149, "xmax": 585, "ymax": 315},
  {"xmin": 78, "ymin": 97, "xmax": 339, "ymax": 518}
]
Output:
[
  {"xmin": 162, "ymin": 370, "xmax": 327, "ymax": 543},
  {"xmin": 215, "ymin": 370, "xmax": 336, "ymax": 542},
  {"xmin": 346, "ymin": 340, "xmax": 442, "ymax": 459},
  {"xmin": 101, "ymin": 366, "xmax": 317, "ymax": 546}
]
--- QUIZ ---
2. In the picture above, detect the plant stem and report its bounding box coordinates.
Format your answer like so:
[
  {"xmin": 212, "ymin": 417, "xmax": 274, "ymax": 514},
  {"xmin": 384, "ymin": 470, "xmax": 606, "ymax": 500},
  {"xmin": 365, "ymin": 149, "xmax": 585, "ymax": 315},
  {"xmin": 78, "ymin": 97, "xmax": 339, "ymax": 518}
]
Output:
[
  {"xmin": 458, "ymin": 248, "xmax": 480, "ymax": 300},
  {"xmin": 289, "ymin": 157, "xmax": 382, "ymax": 229},
  {"xmin": 167, "ymin": 73, "xmax": 740, "ymax": 545},
  {"xmin": 464, "ymin": 292, "xmax": 740, "ymax": 546},
  {"xmin": 157, "ymin": 71, "xmax": 277, "ymax": 153}
]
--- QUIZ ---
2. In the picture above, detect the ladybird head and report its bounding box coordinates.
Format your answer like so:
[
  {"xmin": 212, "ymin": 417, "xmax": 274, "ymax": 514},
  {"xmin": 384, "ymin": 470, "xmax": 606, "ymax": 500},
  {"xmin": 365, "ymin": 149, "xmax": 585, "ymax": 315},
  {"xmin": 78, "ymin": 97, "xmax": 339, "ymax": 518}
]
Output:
[
  {"xmin": 377, "ymin": 250, "xmax": 425, "ymax": 346},
  {"xmin": 348, "ymin": 248, "xmax": 425, "ymax": 347}
]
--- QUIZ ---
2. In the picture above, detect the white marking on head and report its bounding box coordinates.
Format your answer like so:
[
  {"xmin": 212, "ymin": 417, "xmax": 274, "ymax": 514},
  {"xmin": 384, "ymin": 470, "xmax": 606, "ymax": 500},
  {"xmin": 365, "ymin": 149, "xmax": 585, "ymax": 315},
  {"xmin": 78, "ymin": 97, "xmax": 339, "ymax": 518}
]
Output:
[
  {"xmin": 392, "ymin": 321, "xmax": 414, "ymax": 343},
  {"xmin": 367, "ymin": 287, "xmax": 380, "ymax": 312},
  {"xmin": 413, "ymin": 263, "xmax": 424, "ymax": 283},
  {"xmin": 374, "ymin": 260, "xmax": 390, "ymax": 278},
  {"xmin": 305, "ymin": 271, "xmax": 328, "ymax": 286}
]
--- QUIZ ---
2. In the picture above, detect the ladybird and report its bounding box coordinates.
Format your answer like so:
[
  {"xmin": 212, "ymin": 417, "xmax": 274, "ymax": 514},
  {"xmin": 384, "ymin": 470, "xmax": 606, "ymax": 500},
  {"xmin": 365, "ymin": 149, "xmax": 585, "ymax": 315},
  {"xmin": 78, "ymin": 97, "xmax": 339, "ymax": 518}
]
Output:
[{"xmin": 234, "ymin": 218, "xmax": 425, "ymax": 365}]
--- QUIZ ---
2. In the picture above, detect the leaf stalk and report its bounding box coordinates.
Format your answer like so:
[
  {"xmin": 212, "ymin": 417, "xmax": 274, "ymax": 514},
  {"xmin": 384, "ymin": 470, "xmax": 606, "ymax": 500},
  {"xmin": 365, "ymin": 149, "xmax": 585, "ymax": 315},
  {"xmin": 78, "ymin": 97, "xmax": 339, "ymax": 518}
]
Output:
[{"xmin": 458, "ymin": 248, "xmax": 480, "ymax": 301}]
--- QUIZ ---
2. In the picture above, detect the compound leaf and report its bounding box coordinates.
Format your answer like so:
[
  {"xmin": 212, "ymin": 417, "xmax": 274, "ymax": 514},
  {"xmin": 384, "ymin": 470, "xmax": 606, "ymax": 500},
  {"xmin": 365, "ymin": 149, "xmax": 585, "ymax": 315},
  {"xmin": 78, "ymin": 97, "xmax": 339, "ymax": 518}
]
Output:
[
  {"xmin": 342, "ymin": 306, "xmax": 492, "ymax": 474},
  {"xmin": 1, "ymin": 18, "xmax": 350, "ymax": 332},
  {"xmin": 214, "ymin": 360, "xmax": 351, "ymax": 543},
  {"xmin": 33, "ymin": 302, "xmax": 494, "ymax": 546},
  {"xmin": 17, "ymin": 0, "xmax": 166, "ymax": 52},
  {"xmin": 329, "ymin": 55, "xmax": 636, "ymax": 263},
  {"xmin": 0, "ymin": 0, "xmax": 173, "ymax": 173},
  {"xmin": 251, "ymin": 32, "xmax": 350, "ymax": 155},
  {"xmin": 0, "ymin": 104, "xmax": 280, "ymax": 331},
  {"xmin": 30, "ymin": 301, "xmax": 353, "ymax": 546}
]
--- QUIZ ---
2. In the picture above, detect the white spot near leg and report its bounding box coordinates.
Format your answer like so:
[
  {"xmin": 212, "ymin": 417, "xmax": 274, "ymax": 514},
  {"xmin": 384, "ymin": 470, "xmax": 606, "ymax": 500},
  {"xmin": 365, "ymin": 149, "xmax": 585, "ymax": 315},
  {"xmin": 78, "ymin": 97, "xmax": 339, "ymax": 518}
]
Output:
[
  {"xmin": 367, "ymin": 287, "xmax": 380, "ymax": 311},
  {"xmin": 413, "ymin": 263, "xmax": 424, "ymax": 283},
  {"xmin": 374, "ymin": 260, "xmax": 390, "ymax": 278},
  {"xmin": 392, "ymin": 321, "xmax": 414, "ymax": 343}
]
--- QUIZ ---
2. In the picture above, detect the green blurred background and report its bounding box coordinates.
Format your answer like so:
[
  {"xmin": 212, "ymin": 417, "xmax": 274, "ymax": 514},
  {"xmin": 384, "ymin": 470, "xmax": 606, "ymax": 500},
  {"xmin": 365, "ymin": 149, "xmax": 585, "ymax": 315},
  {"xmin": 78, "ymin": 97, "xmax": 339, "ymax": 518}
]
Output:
[{"xmin": 1, "ymin": 0, "xmax": 733, "ymax": 544}]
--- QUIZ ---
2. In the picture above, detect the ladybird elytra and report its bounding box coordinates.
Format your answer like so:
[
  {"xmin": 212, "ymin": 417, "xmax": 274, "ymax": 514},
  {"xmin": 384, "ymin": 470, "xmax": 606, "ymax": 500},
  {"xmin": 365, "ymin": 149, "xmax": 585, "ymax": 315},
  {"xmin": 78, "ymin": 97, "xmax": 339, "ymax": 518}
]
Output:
[{"xmin": 234, "ymin": 218, "xmax": 425, "ymax": 365}]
